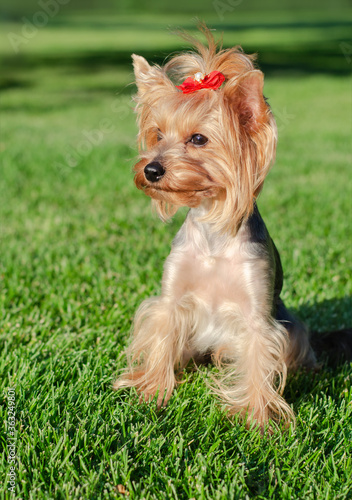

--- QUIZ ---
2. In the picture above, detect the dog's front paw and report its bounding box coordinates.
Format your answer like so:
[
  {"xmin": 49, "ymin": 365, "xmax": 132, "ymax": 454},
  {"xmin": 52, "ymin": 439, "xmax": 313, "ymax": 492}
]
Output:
[{"xmin": 114, "ymin": 370, "xmax": 174, "ymax": 408}]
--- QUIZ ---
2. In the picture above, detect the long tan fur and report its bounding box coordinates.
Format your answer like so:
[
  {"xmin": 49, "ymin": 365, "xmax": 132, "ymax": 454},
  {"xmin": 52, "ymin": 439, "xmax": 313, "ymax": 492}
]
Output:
[{"xmin": 115, "ymin": 26, "xmax": 315, "ymax": 429}]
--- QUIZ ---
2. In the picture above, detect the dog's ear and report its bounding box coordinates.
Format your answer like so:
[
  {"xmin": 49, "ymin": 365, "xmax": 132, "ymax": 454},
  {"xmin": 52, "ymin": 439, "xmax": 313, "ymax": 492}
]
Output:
[
  {"xmin": 223, "ymin": 69, "xmax": 277, "ymax": 210},
  {"xmin": 132, "ymin": 54, "xmax": 175, "ymax": 95},
  {"xmin": 224, "ymin": 70, "xmax": 268, "ymax": 133}
]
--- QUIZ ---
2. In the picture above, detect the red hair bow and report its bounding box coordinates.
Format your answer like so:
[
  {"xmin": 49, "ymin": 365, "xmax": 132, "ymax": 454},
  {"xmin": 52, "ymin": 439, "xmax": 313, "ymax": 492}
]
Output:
[{"xmin": 176, "ymin": 71, "xmax": 225, "ymax": 94}]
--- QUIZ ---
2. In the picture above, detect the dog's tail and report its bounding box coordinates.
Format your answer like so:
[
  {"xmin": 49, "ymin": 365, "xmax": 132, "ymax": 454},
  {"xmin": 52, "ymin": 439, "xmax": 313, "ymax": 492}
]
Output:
[{"xmin": 310, "ymin": 328, "xmax": 352, "ymax": 366}]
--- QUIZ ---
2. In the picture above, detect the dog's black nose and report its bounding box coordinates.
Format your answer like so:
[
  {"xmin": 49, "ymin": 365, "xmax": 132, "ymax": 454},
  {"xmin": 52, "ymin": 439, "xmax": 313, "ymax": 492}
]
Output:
[{"xmin": 144, "ymin": 162, "xmax": 165, "ymax": 183}]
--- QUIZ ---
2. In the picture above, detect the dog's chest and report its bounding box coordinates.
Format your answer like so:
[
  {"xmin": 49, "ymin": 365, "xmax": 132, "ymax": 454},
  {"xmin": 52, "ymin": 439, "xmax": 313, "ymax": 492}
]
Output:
[{"xmin": 162, "ymin": 218, "xmax": 256, "ymax": 314}]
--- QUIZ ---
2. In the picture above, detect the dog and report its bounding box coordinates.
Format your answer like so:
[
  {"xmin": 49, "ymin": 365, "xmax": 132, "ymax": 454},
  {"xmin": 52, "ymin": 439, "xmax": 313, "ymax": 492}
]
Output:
[{"xmin": 115, "ymin": 26, "xmax": 352, "ymax": 429}]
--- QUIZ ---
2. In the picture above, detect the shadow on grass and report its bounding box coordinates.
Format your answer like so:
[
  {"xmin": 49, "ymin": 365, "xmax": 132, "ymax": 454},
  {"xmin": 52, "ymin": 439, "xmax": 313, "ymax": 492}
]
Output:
[
  {"xmin": 3, "ymin": 41, "xmax": 351, "ymax": 78},
  {"xmin": 2, "ymin": 16, "xmax": 352, "ymax": 92},
  {"xmin": 283, "ymin": 296, "xmax": 352, "ymax": 405},
  {"xmin": 295, "ymin": 295, "xmax": 351, "ymax": 335}
]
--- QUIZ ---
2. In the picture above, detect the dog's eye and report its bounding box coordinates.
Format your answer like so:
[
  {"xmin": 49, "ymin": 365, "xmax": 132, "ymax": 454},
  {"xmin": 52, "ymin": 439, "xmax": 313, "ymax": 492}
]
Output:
[
  {"xmin": 189, "ymin": 134, "xmax": 208, "ymax": 146},
  {"xmin": 157, "ymin": 130, "xmax": 162, "ymax": 142}
]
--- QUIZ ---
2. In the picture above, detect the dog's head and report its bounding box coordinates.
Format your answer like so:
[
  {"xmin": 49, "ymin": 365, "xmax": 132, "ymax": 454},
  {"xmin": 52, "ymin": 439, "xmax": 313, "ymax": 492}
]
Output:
[{"xmin": 132, "ymin": 26, "xmax": 277, "ymax": 234}]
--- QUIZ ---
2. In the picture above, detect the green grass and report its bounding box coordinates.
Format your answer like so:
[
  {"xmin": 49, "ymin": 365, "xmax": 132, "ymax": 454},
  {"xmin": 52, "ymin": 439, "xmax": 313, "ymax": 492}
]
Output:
[{"xmin": 1, "ymin": 11, "xmax": 352, "ymax": 500}]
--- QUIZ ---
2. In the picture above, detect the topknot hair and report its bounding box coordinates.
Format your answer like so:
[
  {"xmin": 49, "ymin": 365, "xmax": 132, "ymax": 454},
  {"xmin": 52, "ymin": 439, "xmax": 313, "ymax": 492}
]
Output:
[{"xmin": 164, "ymin": 23, "xmax": 257, "ymax": 86}]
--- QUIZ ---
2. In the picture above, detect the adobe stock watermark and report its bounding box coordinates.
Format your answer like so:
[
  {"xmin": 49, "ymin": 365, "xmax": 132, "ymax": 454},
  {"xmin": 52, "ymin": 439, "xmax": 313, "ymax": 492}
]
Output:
[
  {"xmin": 213, "ymin": 0, "xmax": 243, "ymax": 21},
  {"xmin": 6, "ymin": 387, "xmax": 17, "ymax": 494},
  {"xmin": 340, "ymin": 42, "xmax": 352, "ymax": 64},
  {"xmin": 53, "ymin": 97, "xmax": 134, "ymax": 177},
  {"xmin": 275, "ymin": 107, "xmax": 295, "ymax": 132},
  {"xmin": 7, "ymin": 0, "xmax": 71, "ymax": 54}
]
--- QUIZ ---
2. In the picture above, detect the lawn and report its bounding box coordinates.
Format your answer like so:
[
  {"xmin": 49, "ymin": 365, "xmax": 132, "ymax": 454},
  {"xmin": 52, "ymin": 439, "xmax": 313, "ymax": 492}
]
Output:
[{"xmin": 0, "ymin": 9, "xmax": 352, "ymax": 500}]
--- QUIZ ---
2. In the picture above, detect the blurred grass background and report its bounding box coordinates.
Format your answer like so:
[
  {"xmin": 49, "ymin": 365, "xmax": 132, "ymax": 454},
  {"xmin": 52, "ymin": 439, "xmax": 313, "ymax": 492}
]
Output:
[
  {"xmin": 1, "ymin": 0, "xmax": 352, "ymax": 95},
  {"xmin": 1, "ymin": 1, "xmax": 352, "ymax": 498}
]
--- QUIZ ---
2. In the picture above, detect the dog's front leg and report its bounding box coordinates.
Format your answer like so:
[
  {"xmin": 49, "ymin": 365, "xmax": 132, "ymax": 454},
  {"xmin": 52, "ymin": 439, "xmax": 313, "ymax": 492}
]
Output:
[
  {"xmin": 115, "ymin": 296, "xmax": 189, "ymax": 406},
  {"xmin": 213, "ymin": 309, "xmax": 294, "ymax": 428}
]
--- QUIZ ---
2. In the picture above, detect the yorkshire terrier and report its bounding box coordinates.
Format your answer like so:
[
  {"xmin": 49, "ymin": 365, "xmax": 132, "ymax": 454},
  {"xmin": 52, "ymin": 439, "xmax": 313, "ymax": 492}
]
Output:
[{"xmin": 115, "ymin": 26, "xmax": 351, "ymax": 428}]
